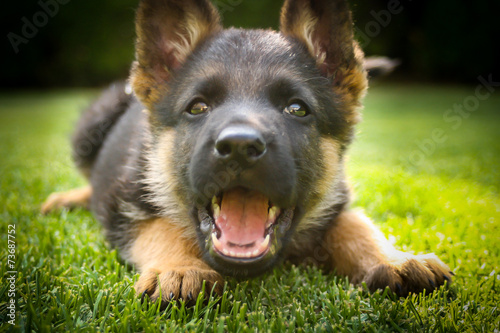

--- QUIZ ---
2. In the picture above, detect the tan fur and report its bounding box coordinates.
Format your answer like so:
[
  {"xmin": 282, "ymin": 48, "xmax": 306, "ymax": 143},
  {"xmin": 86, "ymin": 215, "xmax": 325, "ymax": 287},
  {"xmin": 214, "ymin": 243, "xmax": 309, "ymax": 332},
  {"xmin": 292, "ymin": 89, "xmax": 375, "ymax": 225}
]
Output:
[
  {"xmin": 285, "ymin": 6, "xmax": 324, "ymax": 65},
  {"xmin": 325, "ymin": 210, "xmax": 393, "ymax": 283},
  {"xmin": 129, "ymin": 63, "xmax": 169, "ymax": 111},
  {"xmin": 316, "ymin": 138, "xmax": 342, "ymax": 200},
  {"xmin": 171, "ymin": 12, "xmax": 215, "ymax": 64},
  {"xmin": 130, "ymin": 218, "xmax": 223, "ymax": 301},
  {"xmin": 296, "ymin": 137, "xmax": 343, "ymax": 233},
  {"xmin": 331, "ymin": 43, "xmax": 368, "ymax": 125},
  {"xmin": 325, "ymin": 210, "xmax": 451, "ymax": 294},
  {"xmin": 142, "ymin": 129, "xmax": 198, "ymax": 240},
  {"xmin": 41, "ymin": 185, "xmax": 92, "ymax": 214}
]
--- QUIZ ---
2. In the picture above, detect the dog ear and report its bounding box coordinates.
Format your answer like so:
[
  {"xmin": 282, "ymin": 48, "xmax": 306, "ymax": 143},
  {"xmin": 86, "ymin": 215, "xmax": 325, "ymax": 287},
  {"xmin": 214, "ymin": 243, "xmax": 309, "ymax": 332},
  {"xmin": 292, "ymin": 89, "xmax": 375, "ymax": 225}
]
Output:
[
  {"xmin": 130, "ymin": 0, "xmax": 222, "ymax": 109},
  {"xmin": 280, "ymin": 0, "xmax": 367, "ymax": 124}
]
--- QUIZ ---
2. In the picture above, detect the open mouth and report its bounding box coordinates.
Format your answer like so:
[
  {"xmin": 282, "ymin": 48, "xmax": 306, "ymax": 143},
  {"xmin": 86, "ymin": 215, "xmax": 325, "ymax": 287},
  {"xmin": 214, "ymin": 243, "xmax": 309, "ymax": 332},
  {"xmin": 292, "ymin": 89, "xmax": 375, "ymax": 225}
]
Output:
[{"xmin": 198, "ymin": 187, "xmax": 294, "ymax": 263}]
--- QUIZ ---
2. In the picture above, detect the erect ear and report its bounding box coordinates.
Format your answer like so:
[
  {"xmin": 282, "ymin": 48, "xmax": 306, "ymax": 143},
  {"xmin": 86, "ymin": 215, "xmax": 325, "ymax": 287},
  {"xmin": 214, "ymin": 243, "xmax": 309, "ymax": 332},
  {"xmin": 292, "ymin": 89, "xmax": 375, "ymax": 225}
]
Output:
[
  {"xmin": 130, "ymin": 0, "xmax": 222, "ymax": 109},
  {"xmin": 280, "ymin": 0, "xmax": 368, "ymax": 124}
]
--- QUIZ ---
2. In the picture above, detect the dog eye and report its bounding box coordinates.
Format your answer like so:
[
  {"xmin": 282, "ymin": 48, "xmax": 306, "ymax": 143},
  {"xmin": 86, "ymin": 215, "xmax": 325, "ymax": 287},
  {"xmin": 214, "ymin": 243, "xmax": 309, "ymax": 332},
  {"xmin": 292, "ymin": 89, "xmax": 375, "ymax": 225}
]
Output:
[
  {"xmin": 284, "ymin": 102, "xmax": 308, "ymax": 117},
  {"xmin": 188, "ymin": 101, "xmax": 210, "ymax": 115}
]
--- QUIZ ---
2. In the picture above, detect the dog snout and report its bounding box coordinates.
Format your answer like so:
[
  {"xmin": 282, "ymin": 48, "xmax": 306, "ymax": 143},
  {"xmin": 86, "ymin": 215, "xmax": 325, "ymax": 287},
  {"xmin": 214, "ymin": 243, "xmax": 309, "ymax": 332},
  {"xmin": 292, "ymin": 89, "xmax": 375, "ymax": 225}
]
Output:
[{"xmin": 214, "ymin": 126, "xmax": 267, "ymax": 163}]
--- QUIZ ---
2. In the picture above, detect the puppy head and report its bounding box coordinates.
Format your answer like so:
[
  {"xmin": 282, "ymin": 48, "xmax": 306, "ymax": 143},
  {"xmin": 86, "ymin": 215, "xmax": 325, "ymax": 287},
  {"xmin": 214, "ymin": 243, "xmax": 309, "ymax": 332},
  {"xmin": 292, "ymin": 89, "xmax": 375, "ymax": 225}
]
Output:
[{"xmin": 136, "ymin": 0, "xmax": 367, "ymax": 277}]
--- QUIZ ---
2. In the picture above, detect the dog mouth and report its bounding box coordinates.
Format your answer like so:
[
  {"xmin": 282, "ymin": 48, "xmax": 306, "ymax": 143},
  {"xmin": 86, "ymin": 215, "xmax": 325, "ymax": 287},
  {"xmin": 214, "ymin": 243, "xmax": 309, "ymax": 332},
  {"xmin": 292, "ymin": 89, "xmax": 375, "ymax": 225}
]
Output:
[{"xmin": 198, "ymin": 187, "xmax": 294, "ymax": 263}]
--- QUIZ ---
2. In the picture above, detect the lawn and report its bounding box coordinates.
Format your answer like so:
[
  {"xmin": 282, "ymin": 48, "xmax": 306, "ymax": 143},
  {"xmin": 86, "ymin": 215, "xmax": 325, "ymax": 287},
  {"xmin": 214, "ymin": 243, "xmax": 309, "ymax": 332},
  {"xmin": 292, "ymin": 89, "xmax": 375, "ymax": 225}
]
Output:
[{"xmin": 0, "ymin": 82, "xmax": 499, "ymax": 332}]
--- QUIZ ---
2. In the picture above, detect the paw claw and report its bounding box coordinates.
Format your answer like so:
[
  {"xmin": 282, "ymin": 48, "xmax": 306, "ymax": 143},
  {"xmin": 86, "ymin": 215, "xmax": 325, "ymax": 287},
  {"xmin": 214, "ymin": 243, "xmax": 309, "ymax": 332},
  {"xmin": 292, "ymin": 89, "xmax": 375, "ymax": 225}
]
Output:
[
  {"xmin": 363, "ymin": 253, "xmax": 452, "ymax": 297},
  {"xmin": 135, "ymin": 267, "xmax": 223, "ymax": 306},
  {"xmin": 395, "ymin": 283, "xmax": 403, "ymax": 295},
  {"xmin": 141, "ymin": 290, "xmax": 149, "ymax": 302}
]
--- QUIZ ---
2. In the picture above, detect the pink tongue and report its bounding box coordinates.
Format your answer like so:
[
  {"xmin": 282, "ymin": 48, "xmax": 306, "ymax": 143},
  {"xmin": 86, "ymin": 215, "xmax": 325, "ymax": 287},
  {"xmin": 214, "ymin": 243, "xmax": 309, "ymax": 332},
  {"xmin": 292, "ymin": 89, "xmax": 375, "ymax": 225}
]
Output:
[{"xmin": 216, "ymin": 188, "xmax": 268, "ymax": 246}]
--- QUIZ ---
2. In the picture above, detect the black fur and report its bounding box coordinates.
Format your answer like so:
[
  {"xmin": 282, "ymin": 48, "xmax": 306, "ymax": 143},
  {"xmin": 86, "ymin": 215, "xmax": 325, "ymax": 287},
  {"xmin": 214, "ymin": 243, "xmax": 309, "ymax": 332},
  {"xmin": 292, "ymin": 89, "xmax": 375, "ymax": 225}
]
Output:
[
  {"xmin": 72, "ymin": 82, "xmax": 133, "ymax": 177},
  {"xmin": 72, "ymin": 85, "xmax": 159, "ymax": 251}
]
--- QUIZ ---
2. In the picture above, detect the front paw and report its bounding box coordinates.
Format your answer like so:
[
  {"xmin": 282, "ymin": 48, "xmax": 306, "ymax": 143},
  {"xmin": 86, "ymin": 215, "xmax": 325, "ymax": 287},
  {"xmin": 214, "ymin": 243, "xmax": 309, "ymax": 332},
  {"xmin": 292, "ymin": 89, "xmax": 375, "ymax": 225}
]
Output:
[
  {"xmin": 363, "ymin": 253, "xmax": 453, "ymax": 297},
  {"xmin": 135, "ymin": 267, "xmax": 224, "ymax": 305}
]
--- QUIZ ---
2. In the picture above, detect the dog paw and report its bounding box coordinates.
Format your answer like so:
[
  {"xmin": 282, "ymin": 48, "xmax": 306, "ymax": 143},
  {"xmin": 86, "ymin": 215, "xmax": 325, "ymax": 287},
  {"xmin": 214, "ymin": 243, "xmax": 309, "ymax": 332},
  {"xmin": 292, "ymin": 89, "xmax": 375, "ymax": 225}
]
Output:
[
  {"xmin": 363, "ymin": 253, "xmax": 453, "ymax": 297},
  {"xmin": 135, "ymin": 267, "xmax": 224, "ymax": 306},
  {"xmin": 41, "ymin": 186, "xmax": 91, "ymax": 214}
]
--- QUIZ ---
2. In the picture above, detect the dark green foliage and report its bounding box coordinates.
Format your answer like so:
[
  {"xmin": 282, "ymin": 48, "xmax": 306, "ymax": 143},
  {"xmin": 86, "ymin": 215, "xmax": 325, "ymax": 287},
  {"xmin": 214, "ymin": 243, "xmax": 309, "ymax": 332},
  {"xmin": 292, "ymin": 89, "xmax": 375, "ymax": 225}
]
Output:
[{"xmin": 2, "ymin": 0, "xmax": 498, "ymax": 88}]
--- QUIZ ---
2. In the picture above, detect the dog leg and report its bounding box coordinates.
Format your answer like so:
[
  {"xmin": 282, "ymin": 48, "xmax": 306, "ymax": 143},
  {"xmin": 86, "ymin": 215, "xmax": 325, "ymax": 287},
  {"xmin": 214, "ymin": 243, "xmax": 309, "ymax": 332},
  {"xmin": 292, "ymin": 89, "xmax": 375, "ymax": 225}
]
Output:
[
  {"xmin": 41, "ymin": 185, "xmax": 92, "ymax": 214},
  {"xmin": 130, "ymin": 218, "xmax": 224, "ymax": 305},
  {"xmin": 326, "ymin": 210, "xmax": 452, "ymax": 296}
]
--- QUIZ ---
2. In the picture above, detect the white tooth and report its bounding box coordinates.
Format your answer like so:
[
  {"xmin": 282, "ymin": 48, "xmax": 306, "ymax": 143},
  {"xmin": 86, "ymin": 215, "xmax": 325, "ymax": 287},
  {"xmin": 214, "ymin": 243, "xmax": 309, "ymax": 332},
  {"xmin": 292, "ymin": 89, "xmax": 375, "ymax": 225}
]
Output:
[
  {"xmin": 244, "ymin": 251, "xmax": 252, "ymax": 258},
  {"xmin": 229, "ymin": 250, "xmax": 236, "ymax": 257},
  {"xmin": 212, "ymin": 196, "xmax": 221, "ymax": 219},
  {"xmin": 267, "ymin": 206, "xmax": 279, "ymax": 227},
  {"xmin": 260, "ymin": 234, "xmax": 270, "ymax": 251},
  {"xmin": 252, "ymin": 249, "xmax": 260, "ymax": 256},
  {"xmin": 211, "ymin": 233, "xmax": 222, "ymax": 249},
  {"xmin": 222, "ymin": 248, "xmax": 230, "ymax": 256},
  {"xmin": 269, "ymin": 206, "xmax": 278, "ymax": 220},
  {"xmin": 213, "ymin": 204, "xmax": 220, "ymax": 219}
]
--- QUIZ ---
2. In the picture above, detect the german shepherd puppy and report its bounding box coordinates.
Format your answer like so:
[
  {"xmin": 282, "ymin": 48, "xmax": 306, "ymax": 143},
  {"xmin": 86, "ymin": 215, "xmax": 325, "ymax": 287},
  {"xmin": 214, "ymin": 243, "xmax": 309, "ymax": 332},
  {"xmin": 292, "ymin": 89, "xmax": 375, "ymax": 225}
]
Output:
[{"xmin": 43, "ymin": 0, "xmax": 452, "ymax": 302}]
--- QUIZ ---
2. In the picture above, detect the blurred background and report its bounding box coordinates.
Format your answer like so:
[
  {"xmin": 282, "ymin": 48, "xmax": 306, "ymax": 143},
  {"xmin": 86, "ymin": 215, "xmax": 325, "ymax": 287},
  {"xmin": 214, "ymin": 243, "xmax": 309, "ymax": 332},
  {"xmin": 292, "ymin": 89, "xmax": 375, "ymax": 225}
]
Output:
[{"xmin": 2, "ymin": 0, "xmax": 499, "ymax": 88}]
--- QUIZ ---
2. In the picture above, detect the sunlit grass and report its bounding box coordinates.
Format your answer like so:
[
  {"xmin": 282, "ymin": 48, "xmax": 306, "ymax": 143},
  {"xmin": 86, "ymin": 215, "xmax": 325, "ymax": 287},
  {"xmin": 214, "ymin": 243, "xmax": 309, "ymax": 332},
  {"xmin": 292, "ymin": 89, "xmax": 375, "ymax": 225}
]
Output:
[{"xmin": 0, "ymin": 82, "xmax": 499, "ymax": 331}]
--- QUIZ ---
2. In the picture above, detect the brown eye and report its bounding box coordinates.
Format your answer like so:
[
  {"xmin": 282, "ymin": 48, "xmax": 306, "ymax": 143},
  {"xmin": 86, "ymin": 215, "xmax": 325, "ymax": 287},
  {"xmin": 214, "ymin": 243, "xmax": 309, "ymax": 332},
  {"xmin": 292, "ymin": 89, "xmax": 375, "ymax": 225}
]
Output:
[
  {"xmin": 188, "ymin": 101, "xmax": 210, "ymax": 115},
  {"xmin": 284, "ymin": 102, "xmax": 308, "ymax": 117}
]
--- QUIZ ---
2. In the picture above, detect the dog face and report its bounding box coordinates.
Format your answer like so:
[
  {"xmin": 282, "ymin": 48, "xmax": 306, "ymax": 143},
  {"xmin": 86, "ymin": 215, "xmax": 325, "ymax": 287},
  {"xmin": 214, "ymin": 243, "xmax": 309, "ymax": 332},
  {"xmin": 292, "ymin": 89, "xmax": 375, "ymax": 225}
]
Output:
[
  {"xmin": 158, "ymin": 29, "xmax": 352, "ymax": 275},
  {"xmin": 132, "ymin": 0, "xmax": 368, "ymax": 277}
]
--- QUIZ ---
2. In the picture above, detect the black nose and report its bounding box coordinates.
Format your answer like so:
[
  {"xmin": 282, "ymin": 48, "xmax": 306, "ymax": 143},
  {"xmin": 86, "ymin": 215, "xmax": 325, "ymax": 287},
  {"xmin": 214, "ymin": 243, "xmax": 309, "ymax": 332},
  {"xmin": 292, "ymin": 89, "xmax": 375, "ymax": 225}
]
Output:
[{"xmin": 214, "ymin": 126, "xmax": 267, "ymax": 163}]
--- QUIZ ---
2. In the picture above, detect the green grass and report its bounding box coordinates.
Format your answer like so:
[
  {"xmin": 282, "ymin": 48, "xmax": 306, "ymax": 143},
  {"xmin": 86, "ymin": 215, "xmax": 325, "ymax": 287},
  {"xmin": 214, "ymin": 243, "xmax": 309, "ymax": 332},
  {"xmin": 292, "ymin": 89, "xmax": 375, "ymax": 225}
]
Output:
[{"xmin": 1, "ymin": 82, "xmax": 499, "ymax": 332}]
